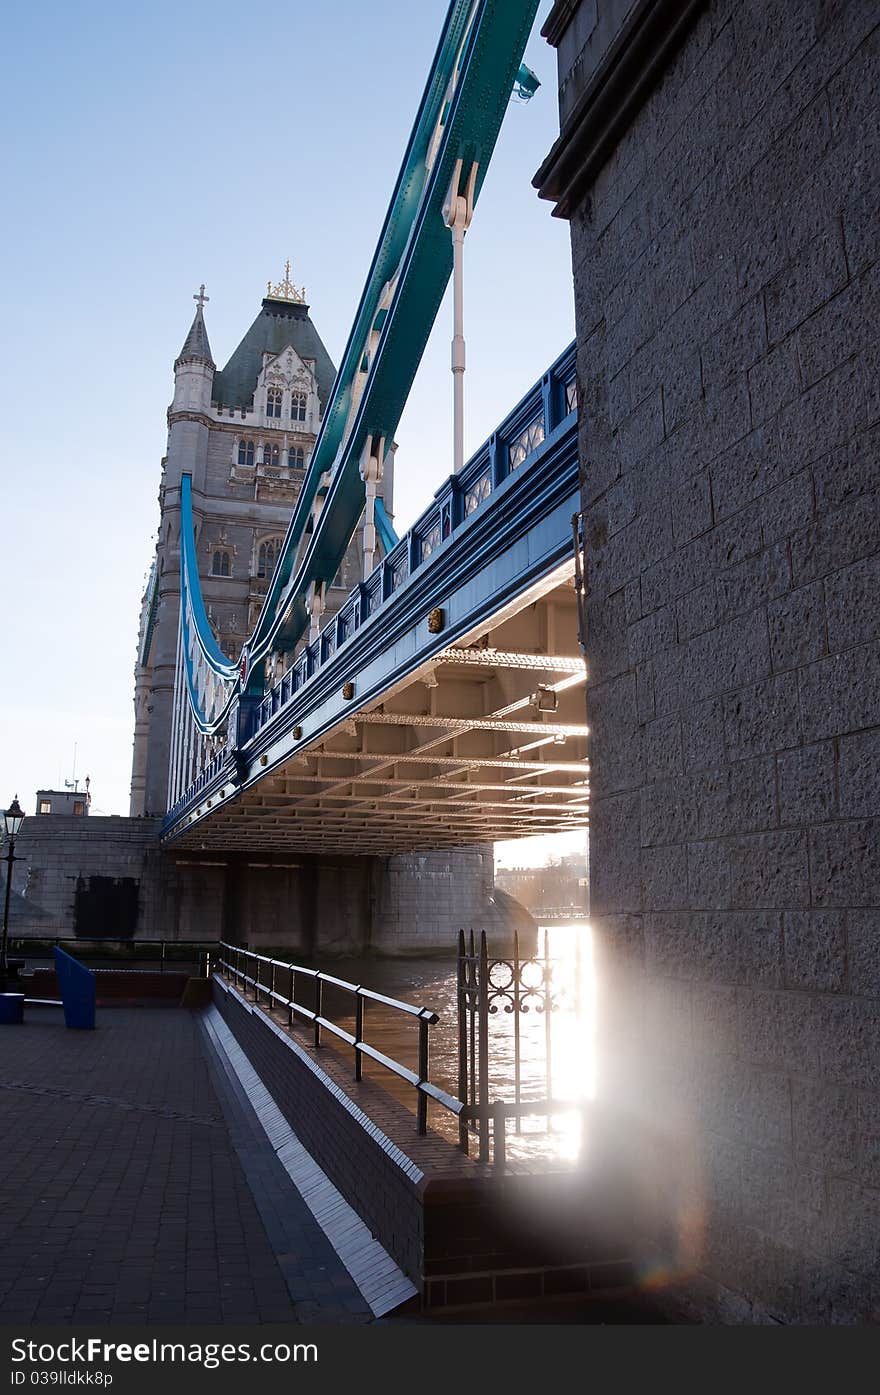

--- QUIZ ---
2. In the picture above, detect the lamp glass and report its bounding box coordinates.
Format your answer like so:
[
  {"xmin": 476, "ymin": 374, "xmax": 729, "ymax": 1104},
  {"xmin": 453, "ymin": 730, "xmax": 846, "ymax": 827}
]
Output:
[{"xmin": 4, "ymin": 796, "xmax": 25, "ymax": 839}]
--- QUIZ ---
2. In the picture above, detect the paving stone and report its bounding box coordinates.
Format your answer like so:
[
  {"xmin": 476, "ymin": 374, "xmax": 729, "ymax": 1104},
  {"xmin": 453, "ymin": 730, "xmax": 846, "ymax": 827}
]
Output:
[{"xmin": 0, "ymin": 1009, "xmax": 368, "ymax": 1326}]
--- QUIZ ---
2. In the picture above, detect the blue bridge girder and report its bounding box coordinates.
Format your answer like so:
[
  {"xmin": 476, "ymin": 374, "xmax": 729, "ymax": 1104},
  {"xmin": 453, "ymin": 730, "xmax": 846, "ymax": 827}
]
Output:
[
  {"xmin": 174, "ymin": 0, "xmax": 543, "ymax": 739},
  {"xmin": 162, "ymin": 343, "xmax": 589, "ymax": 854}
]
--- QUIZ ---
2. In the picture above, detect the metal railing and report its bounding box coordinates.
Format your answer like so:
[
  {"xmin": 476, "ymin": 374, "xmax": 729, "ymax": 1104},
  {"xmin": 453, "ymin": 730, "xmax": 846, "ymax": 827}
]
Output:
[
  {"xmin": 216, "ymin": 942, "xmax": 463, "ymax": 1136},
  {"xmin": 10, "ymin": 937, "xmax": 216, "ymax": 974},
  {"xmin": 457, "ymin": 929, "xmax": 588, "ymax": 1164}
]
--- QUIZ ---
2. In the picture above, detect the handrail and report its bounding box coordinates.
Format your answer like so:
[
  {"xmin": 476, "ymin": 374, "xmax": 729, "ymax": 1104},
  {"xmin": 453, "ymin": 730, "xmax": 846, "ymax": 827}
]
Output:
[{"xmin": 216, "ymin": 941, "xmax": 460, "ymax": 1136}]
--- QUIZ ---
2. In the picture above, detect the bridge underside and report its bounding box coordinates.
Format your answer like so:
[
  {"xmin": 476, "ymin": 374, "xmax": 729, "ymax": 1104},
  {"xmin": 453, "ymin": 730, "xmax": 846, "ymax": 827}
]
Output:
[{"xmin": 171, "ymin": 562, "xmax": 588, "ymax": 855}]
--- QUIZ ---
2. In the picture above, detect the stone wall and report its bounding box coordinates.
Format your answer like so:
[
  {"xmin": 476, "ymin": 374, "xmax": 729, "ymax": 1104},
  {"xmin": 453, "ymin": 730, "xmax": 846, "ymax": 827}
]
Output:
[
  {"xmin": 539, "ymin": 0, "xmax": 879, "ymax": 1322},
  {"xmin": 5, "ymin": 817, "xmax": 513, "ymax": 959}
]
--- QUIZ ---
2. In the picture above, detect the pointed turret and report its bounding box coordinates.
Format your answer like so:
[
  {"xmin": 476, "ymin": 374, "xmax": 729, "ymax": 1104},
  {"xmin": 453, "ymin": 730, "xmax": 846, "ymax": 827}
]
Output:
[
  {"xmin": 172, "ymin": 285, "xmax": 215, "ymax": 413},
  {"xmin": 175, "ymin": 285, "xmax": 215, "ymax": 369}
]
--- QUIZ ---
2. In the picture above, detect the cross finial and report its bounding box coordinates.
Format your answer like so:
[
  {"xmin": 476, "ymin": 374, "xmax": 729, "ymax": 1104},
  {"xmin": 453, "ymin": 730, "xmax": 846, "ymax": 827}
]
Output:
[{"xmin": 193, "ymin": 284, "xmax": 209, "ymax": 311}]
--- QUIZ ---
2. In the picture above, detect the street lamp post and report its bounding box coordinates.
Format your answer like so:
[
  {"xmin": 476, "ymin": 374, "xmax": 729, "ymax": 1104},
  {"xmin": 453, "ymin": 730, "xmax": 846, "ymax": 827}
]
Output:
[{"xmin": 1, "ymin": 795, "xmax": 25, "ymax": 992}]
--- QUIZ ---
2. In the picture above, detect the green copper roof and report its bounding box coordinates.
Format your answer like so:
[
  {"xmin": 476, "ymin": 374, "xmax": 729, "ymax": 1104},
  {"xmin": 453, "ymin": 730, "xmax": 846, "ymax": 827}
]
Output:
[{"xmin": 212, "ymin": 298, "xmax": 336, "ymax": 412}]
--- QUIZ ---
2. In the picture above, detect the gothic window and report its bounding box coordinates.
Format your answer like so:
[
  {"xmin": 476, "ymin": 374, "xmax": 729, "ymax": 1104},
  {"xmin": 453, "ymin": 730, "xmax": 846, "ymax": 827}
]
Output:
[
  {"xmin": 291, "ymin": 390, "xmax": 307, "ymax": 422},
  {"xmin": 257, "ymin": 536, "xmax": 284, "ymax": 579},
  {"xmin": 263, "ymin": 443, "xmax": 280, "ymax": 468},
  {"xmin": 267, "ymin": 386, "xmax": 283, "ymax": 418},
  {"xmin": 212, "ymin": 551, "xmax": 230, "ymax": 576},
  {"xmin": 288, "ymin": 446, "xmax": 305, "ymax": 470},
  {"xmin": 238, "ymin": 439, "xmax": 255, "ymax": 468}
]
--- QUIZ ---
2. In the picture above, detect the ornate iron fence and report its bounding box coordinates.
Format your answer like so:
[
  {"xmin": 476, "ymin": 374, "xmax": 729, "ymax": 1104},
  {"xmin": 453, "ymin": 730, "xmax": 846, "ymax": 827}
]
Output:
[{"xmin": 457, "ymin": 928, "xmax": 587, "ymax": 1163}]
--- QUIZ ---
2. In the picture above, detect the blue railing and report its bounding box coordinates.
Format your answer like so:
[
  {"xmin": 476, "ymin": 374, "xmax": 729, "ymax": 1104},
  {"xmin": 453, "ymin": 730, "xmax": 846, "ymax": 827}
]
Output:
[{"xmin": 252, "ymin": 342, "xmax": 575, "ymax": 737}]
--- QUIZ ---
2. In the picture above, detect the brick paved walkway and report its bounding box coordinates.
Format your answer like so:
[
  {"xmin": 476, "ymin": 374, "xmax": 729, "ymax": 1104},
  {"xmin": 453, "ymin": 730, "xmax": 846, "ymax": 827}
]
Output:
[{"xmin": 0, "ymin": 1008, "xmax": 370, "ymax": 1324}]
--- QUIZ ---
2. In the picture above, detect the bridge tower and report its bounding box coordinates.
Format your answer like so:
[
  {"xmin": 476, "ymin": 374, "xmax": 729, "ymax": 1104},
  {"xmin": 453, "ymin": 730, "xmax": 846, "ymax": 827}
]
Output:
[{"xmin": 130, "ymin": 271, "xmax": 386, "ymax": 817}]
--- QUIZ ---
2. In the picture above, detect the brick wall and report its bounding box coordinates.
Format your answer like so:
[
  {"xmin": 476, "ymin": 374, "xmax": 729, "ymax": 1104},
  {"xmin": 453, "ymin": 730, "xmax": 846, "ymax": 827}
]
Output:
[{"xmin": 546, "ymin": 0, "xmax": 878, "ymax": 1322}]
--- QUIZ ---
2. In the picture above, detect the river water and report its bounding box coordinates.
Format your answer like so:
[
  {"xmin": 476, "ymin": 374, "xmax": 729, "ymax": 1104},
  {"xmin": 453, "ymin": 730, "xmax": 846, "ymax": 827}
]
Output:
[{"xmin": 314, "ymin": 921, "xmax": 595, "ymax": 1164}]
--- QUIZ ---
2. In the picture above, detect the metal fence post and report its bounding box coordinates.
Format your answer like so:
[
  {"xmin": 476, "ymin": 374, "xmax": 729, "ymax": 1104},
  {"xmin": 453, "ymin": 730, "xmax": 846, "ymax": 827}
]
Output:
[
  {"xmin": 493, "ymin": 1101, "xmax": 506, "ymax": 1169},
  {"xmin": 417, "ymin": 1014, "xmax": 429, "ymax": 1136},
  {"xmin": 544, "ymin": 930, "xmax": 553, "ymax": 1134},
  {"xmin": 478, "ymin": 931, "xmax": 489, "ymax": 1163},
  {"xmin": 355, "ymin": 990, "xmax": 364, "ymax": 1082},
  {"xmin": 513, "ymin": 929, "xmax": 522, "ymax": 1135},
  {"xmin": 314, "ymin": 974, "xmax": 322, "ymax": 1048},
  {"xmin": 456, "ymin": 929, "xmax": 468, "ymax": 1153}
]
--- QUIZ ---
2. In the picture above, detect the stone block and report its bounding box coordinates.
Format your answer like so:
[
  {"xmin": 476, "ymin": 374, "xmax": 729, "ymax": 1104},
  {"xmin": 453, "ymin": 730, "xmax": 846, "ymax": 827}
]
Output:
[
  {"xmin": 640, "ymin": 775, "xmax": 698, "ymax": 848},
  {"xmin": 641, "ymin": 844, "xmax": 689, "ymax": 912},
  {"xmin": 642, "ymin": 531, "xmax": 712, "ymax": 612},
  {"xmin": 838, "ymin": 728, "xmax": 880, "ymax": 819},
  {"xmin": 778, "ymin": 358, "xmax": 867, "ymax": 467},
  {"xmin": 590, "ymin": 792, "xmax": 642, "ymax": 914},
  {"xmin": 682, "ymin": 697, "xmax": 725, "ymax": 772},
  {"xmin": 605, "ymin": 476, "xmax": 637, "ymax": 537},
  {"xmin": 768, "ymin": 581, "xmax": 827, "ymax": 672},
  {"xmin": 798, "ymin": 641, "xmax": 880, "ymax": 742},
  {"xmin": 798, "ymin": 276, "xmax": 870, "ymax": 390},
  {"xmin": 676, "ymin": 377, "xmax": 752, "ymax": 472},
  {"xmin": 642, "ymin": 713, "xmax": 683, "ymax": 781},
  {"xmin": 783, "ymin": 910, "xmax": 847, "ymax": 990},
  {"xmin": 847, "ymin": 910, "xmax": 879, "ymax": 999},
  {"xmin": 735, "ymin": 205, "xmax": 790, "ymax": 298},
  {"xmin": 636, "ymin": 661, "xmax": 655, "ymax": 723},
  {"xmin": 791, "ymin": 1077, "xmax": 859, "ymax": 1171},
  {"xmin": 813, "ymin": 427, "xmax": 880, "ymax": 511},
  {"xmin": 791, "ymin": 493, "xmax": 880, "ymax": 587},
  {"xmin": 747, "ymin": 338, "xmax": 802, "ymax": 425},
  {"xmin": 655, "ymin": 610, "xmax": 772, "ymax": 715},
  {"xmin": 671, "ymin": 470, "xmax": 714, "ymax": 547},
  {"xmin": 676, "ymin": 579, "xmax": 718, "ymax": 641},
  {"xmin": 711, "ymin": 497, "xmax": 765, "ymax": 567},
  {"xmin": 824, "ymin": 552, "xmax": 880, "ymax": 651},
  {"xmin": 663, "ymin": 348, "xmax": 704, "ymax": 435},
  {"xmin": 729, "ymin": 831, "xmax": 810, "ymax": 909},
  {"xmin": 864, "ymin": 341, "xmax": 880, "ymax": 429},
  {"xmin": 765, "ymin": 226, "xmax": 849, "ymax": 344},
  {"xmin": 827, "ymin": 1177, "xmax": 880, "ymax": 1275},
  {"xmin": 588, "ymin": 671, "xmax": 642, "ymax": 796},
  {"xmin": 687, "ymin": 838, "xmax": 731, "ymax": 910},
  {"xmin": 810, "ymin": 818, "xmax": 880, "ymax": 907},
  {"xmin": 628, "ymin": 605, "xmax": 675, "ymax": 665},
  {"xmin": 645, "ymin": 910, "xmax": 783, "ymax": 988},
  {"xmin": 723, "ymin": 673, "xmax": 801, "ymax": 760},
  {"xmin": 843, "ymin": 182, "xmax": 880, "ymax": 280},
  {"xmin": 700, "ymin": 295, "xmax": 766, "ymax": 390},
  {"xmin": 584, "ymin": 586, "xmax": 629, "ymax": 684},
  {"xmin": 692, "ymin": 757, "xmax": 777, "ymax": 838},
  {"xmin": 624, "ymin": 576, "xmax": 642, "ymax": 625},
  {"xmin": 776, "ymin": 742, "xmax": 837, "ymax": 832},
  {"xmin": 757, "ymin": 469, "xmax": 816, "ymax": 547},
  {"xmin": 827, "ymin": 26, "xmax": 880, "ymax": 138},
  {"xmin": 716, "ymin": 541, "xmax": 792, "ymax": 619}
]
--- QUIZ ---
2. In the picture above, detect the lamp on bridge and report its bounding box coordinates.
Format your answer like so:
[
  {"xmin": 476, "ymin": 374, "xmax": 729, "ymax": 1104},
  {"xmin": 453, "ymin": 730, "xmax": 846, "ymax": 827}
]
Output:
[{"xmin": 1, "ymin": 795, "xmax": 25, "ymax": 992}]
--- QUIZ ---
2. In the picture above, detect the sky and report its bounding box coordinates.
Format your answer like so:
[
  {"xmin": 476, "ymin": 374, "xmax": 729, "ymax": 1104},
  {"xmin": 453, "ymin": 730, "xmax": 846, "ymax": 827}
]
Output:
[{"xmin": 0, "ymin": 1, "xmax": 582, "ymax": 867}]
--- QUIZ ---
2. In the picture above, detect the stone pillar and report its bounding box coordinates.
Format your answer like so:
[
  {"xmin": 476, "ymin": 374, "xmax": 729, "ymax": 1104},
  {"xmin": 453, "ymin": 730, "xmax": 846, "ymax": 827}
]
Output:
[{"xmin": 536, "ymin": 0, "xmax": 880, "ymax": 1323}]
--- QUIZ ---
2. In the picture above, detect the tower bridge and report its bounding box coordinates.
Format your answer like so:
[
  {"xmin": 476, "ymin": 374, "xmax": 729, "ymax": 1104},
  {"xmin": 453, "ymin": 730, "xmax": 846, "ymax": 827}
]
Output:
[
  {"xmin": 163, "ymin": 343, "xmax": 588, "ymax": 853},
  {"xmin": 155, "ymin": 0, "xmax": 588, "ymax": 863}
]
